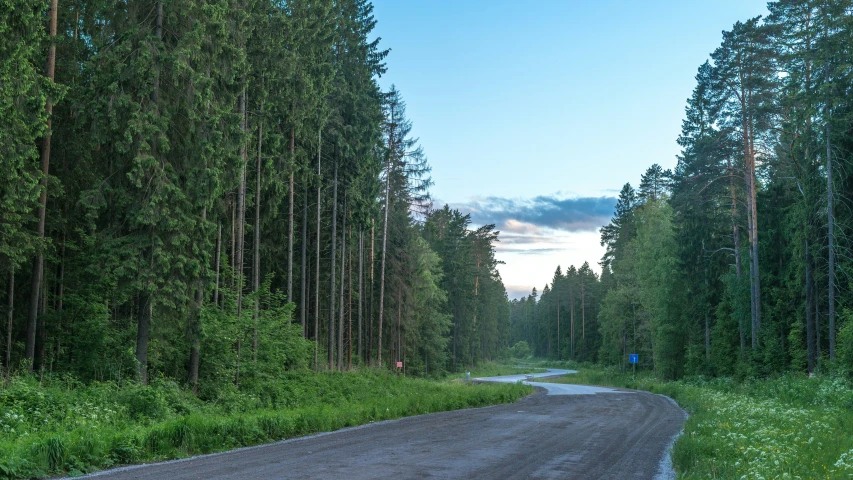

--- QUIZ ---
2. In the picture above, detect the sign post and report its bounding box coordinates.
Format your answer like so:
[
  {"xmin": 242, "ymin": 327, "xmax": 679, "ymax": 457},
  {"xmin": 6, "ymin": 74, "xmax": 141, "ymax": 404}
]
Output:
[{"xmin": 628, "ymin": 354, "xmax": 638, "ymax": 380}]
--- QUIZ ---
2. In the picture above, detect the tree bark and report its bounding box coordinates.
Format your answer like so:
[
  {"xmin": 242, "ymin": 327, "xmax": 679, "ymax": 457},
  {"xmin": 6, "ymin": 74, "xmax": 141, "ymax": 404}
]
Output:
[
  {"xmin": 368, "ymin": 219, "xmax": 375, "ymax": 364},
  {"xmin": 189, "ymin": 211, "xmax": 206, "ymax": 395},
  {"xmin": 5, "ymin": 268, "xmax": 14, "ymax": 372},
  {"xmin": 135, "ymin": 293, "xmax": 152, "ymax": 385},
  {"xmin": 826, "ymin": 106, "xmax": 835, "ymax": 362},
  {"xmin": 337, "ymin": 197, "xmax": 347, "ymax": 371},
  {"xmin": 300, "ymin": 180, "xmax": 308, "ymax": 336},
  {"xmin": 727, "ymin": 157, "xmax": 745, "ymax": 356},
  {"xmin": 329, "ymin": 157, "xmax": 338, "ymax": 369},
  {"xmin": 806, "ymin": 239, "xmax": 815, "ymax": 372},
  {"xmin": 26, "ymin": 0, "xmax": 59, "ymax": 371},
  {"xmin": 358, "ymin": 230, "xmax": 363, "ymax": 362},
  {"xmin": 314, "ymin": 130, "xmax": 321, "ymax": 371},
  {"xmin": 348, "ymin": 227, "xmax": 353, "ymax": 370},
  {"xmin": 214, "ymin": 224, "xmax": 221, "ymax": 308},
  {"xmin": 252, "ymin": 106, "xmax": 263, "ymax": 361},
  {"xmin": 378, "ymin": 158, "xmax": 391, "ymax": 366},
  {"xmin": 288, "ymin": 129, "xmax": 295, "ymax": 302}
]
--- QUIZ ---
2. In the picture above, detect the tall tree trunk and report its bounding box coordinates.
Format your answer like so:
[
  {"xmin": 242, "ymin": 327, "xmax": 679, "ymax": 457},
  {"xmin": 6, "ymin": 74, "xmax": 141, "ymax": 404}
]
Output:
[
  {"xmin": 252, "ymin": 107, "xmax": 263, "ymax": 361},
  {"xmin": 235, "ymin": 82, "xmax": 248, "ymax": 385},
  {"xmin": 26, "ymin": 0, "xmax": 59, "ymax": 371},
  {"xmin": 135, "ymin": 293, "xmax": 152, "ymax": 385},
  {"xmin": 806, "ymin": 239, "xmax": 815, "ymax": 372},
  {"xmin": 556, "ymin": 295, "xmax": 560, "ymax": 360},
  {"xmin": 570, "ymin": 288, "xmax": 574, "ymax": 358},
  {"xmin": 5, "ymin": 268, "xmax": 14, "ymax": 372},
  {"xmin": 727, "ymin": 157, "xmax": 745, "ymax": 356},
  {"xmin": 581, "ymin": 281, "xmax": 585, "ymax": 340},
  {"xmin": 742, "ymin": 105, "xmax": 761, "ymax": 347},
  {"xmin": 189, "ymin": 211, "xmax": 206, "ymax": 395},
  {"xmin": 337, "ymin": 198, "xmax": 347, "ymax": 371},
  {"xmin": 231, "ymin": 198, "xmax": 236, "ymax": 276},
  {"xmin": 329, "ymin": 157, "xmax": 338, "ymax": 368},
  {"xmin": 301, "ymin": 181, "xmax": 308, "ymax": 336},
  {"xmin": 358, "ymin": 230, "xmax": 363, "ymax": 362},
  {"xmin": 348, "ymin": 228, "xmax": 353, "ymax": 370},
  {"xmin": 378, "ymin": 159, "xmax": 391, "ymax": 366},
  {"xmin": 54, "ymin": 242, "xmax": 64, "ymax": 367},
  {"xmin": 36, "ymin": 271, "xmax": 47, "ymax": 373},
  {"xmin": 314, "ymin": 130, "xmax": 321, "ymax": 371},
  {"xmin": 214, "ymin": 224, "xmax": 221, "ymax": 308},
  {"xmin": 826, "ymin": 105, "xmax": 835, "ymax": 362},
  {"xmin": 288, "ymin": 129, "xmax": 295, "ymax": 302},
  {"xmin": 367, "ymin": 217, "xmax": 376, "ymax": 365}
]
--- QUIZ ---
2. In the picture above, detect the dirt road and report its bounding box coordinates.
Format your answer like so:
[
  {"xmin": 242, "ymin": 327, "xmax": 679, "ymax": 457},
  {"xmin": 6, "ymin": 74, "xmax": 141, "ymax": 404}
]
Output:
[{"xmin": 78, "ymin": 370, "xmax": 685, "ymax": 479}]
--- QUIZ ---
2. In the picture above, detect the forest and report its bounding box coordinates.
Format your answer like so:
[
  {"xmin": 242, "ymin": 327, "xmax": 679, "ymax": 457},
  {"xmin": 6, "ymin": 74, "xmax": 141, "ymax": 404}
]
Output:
[
  {"xmin": 1, "ymin": 0, "xmax": 513, "ymax": 392},
  {"xmin": 511, "ymin": 0, "xmax": 853, "ymax": 380}
]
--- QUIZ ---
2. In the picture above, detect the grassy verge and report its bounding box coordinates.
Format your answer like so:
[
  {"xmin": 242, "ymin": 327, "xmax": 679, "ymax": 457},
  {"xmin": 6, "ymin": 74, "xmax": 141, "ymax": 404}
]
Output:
[
  {"xmin": 0, "ymin": 369, "xmax": 532, "ymax": 479},
  {"xmin": 534, "ymin": 362, "xmax": 853, "ymax": 479},
  {"xmin": 447, "ymin": 362, "xmax": 546, "ymax": 379}
]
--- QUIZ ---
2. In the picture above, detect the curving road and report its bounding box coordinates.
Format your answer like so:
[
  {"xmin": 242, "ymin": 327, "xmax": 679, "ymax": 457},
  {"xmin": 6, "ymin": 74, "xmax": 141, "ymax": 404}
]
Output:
[{"xmin": 76, "ymin": 369, "xmax": 685, "ymax": 479}]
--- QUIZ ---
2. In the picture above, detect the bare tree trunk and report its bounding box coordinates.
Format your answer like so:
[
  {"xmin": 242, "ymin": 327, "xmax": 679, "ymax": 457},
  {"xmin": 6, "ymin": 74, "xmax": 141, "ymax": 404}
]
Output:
[
  {"xmin": 806, "ymin": 239, "xmax": 815, "ymax": 372},
  {"xmin": 54, "ymin": 243, "xmax": 64, "ymax": 367},
  {"xmin": 135, "ymin": 293, "xmax": 152, "ymax": 385},
  {"xmin": 231, "ymin": 198, "xmax": 236, "ymax": 276},
  {"xmin": 727, "ymin": 157, "xmax": 745, "ymax": 356},
  {"xmin": 189, "ymin": 211, "xmax": 207, "ymax": 395},
  {"xmin": 570, "ymin": 288, "xmax": 575, "ymax": 357},
  {"xmin": 581, "ymin": 281, "xmax": 585, "ymax": 340},
  {"xmin": 556, "ymin": 295, "xmax": 560, "ymax": 360},
  {"xmin": 252, "ymin": 107, "xmax": 263, "ymax": 362},
  {"xmin": 288, "ymin": 129, "xmax": 295, "ymax": 302},
  {"xmin": 742, "ymin": 107, "xmax": 761, "ymax": 347},
  {"xmin": 826, "ymin": 107, "xmax": 835, "ymax": 361},
  {"xmin": 234, "ymin": 81, "xmax": 248, "ymax": 385},
  {"xmin": 37, "ymin": 270, "xmax": 47, "ymax": 373},
  {"xmin": 368, "ymin": 219, "xmax": 375, "ymax": 364},
  {"xmin": 301, "ymin": 181, "xmax": 308, "ymax": 336},
  {"xmin": 329, "ymin": 157, "xmax": 338, "ymax": 369},
  {"xmin": 26, "ymin": 0, "xmax": 59, "ymax": 370},
  {"xmin": 358, "ymin": 230, "xmax": 363, "ymax": 362},
  {"xmin": 347, "ymin": 227, "xmax": 352, "ymax": 370},
  {"xmin": 378, "ymin": 159, "xmax": 391, "ymax": 367},
  {"xmin": 6, "ymin": 268, "xmax": 14, "ymax": 372},
  {"xmin": 337, "ymin": 197, "xmax": 347, "ymax": 370},
  {"xmin": 214, "ymin": 224, "xmax": 221, "ymax": 308},
  {"xmin": 314, "ymin": 131, "xmax": 321, "ymax": 371}
]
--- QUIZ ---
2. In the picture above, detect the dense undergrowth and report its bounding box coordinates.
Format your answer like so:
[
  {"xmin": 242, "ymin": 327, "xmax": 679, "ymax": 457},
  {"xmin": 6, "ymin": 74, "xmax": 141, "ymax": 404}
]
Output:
[
  {"xmin": 0, "ymin": 369, "xmax": 532, "ymax": 479},
  {"xmin": 533, "ymin": 360, "xmax": 853, "ymax": 479}
]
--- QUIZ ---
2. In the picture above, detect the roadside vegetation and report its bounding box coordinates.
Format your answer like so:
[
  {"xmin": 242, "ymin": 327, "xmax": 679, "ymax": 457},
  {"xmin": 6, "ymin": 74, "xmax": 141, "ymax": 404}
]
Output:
[
  {"xmin": 0, "ymin": 370, "xmax": 531, "ymax": 479},
  {"xmin": 532, "ymin": 361, "xmax": 853, "ymax": 479}
]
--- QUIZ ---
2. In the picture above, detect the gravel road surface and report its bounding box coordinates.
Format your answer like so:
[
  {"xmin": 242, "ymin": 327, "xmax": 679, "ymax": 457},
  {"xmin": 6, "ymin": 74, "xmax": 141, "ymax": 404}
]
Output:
[{"xmin": 77, "ymin": 369, "xmax": 685, "ymax": 479}]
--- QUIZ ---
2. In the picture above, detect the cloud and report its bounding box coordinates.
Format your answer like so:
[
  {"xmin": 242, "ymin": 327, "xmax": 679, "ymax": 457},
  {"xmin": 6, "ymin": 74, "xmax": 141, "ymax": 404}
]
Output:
[
  {"xmin": 505, "ymin": 284, "xmax": 536, "ymax": 300},
  {"xmin": 449, "ymin": 194, "xmax": 616, "ymax": 233}
]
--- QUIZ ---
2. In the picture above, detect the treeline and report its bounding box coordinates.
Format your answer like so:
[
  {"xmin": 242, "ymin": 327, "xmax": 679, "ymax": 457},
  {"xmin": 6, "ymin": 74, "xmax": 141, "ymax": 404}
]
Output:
[
  {"xmin": 514, "ymin": 0, "xmax": 853, "ymax": 379},
  {"xmin": 1, "ymin": 0, "xmax": 511, "ymax": 392}
]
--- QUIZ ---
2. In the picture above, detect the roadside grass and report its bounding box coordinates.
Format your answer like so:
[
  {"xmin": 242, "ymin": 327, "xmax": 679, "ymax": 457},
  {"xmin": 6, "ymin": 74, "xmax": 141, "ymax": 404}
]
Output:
[
  {"xmin": 446, "ymin": 362, "xmax": 546, "ymax": 380},
  {"xmin": 533, "ymin": 362, "xmax": 853, "ymax": 479},
  {"xmin": 0, "ymin": 370, "xmax": 532, "ymax": 479}
]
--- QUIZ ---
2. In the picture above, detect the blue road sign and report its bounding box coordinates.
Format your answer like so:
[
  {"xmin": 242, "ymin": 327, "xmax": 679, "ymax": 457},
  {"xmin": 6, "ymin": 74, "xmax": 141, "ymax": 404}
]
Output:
[{"xmin": 629, "ymin": 354, "xmax": 639, "ymax": 364}]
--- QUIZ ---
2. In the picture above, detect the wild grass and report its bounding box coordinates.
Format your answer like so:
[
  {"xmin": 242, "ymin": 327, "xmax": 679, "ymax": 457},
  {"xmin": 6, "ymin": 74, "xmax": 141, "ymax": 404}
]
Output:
[
  {"xmin": 0, "ymin": 369, "xmax": 532, "ymax": 479},
  {"xmin": 447, "ymin": 362, "xmax": 546, "ymax": 380},
  {"xmin": 537, "ymin": 363, "xmax": 853, "ymax": 479}
]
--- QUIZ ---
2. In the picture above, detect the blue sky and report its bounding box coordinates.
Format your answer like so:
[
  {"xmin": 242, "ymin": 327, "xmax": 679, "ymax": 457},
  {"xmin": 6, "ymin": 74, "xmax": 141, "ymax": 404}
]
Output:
[{"xmin": 372, "ymin": 0, "xmax": 769, "ymax": 299}]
